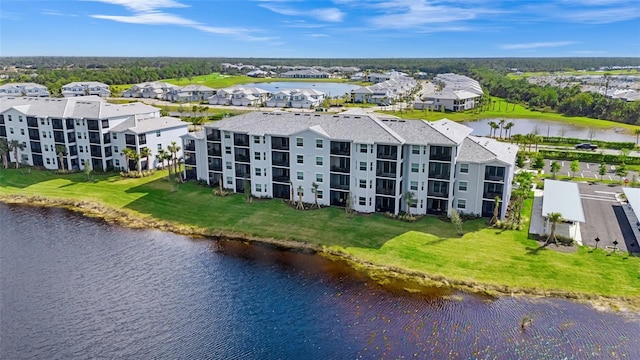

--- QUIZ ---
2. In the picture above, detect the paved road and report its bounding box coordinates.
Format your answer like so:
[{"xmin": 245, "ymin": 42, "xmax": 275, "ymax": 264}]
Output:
[{"xmin": 578, "ymin": 183, "xmax": 637, "ymax": 253}]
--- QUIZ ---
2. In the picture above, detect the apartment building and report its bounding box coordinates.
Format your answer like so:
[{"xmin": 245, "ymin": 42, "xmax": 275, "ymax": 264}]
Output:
[
  {"xmin": 0, "ymin": 96, "xmax": 188, "ymax": 172},
  {"xmin": 0, "ymin": 83, "xmax": 50, "ymax": 98},
  {"xmin": 181, "ymin": 111, "xmax": 517, "ymax": 219},
  {"xmin": 61, "ymin": 82, "xmax": 111, "ymax": 97}
]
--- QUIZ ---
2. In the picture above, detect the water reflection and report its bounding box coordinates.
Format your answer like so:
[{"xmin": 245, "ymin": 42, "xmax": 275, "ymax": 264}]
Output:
[{"xmin": 1, "ymin": 204, "xmax": 639, "ymax": 359}]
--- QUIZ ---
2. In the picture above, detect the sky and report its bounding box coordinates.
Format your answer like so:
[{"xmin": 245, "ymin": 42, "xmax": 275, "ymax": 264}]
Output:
[{"xmin": 1, "ymin": 0, "xmax": 639, "ymax": 58}]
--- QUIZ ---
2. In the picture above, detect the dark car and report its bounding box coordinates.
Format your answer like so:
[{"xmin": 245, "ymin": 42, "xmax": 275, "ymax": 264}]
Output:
[{"xmin": 575, "ymin": 143, "xmax": 598, "ymax": 150}]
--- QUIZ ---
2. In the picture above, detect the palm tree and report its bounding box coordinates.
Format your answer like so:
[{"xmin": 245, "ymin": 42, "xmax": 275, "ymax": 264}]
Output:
[
  {"xmin": 156, "ymin": 149, "xmax": 167, "ymax": 169},
  {"xmin": 121, "ymin": 148, "xmax": 133, "ymax": 173},
  {"xmin": 167, "ymin": 141, "xmax": 181, "ymax": 174},
  {"xmin": 634, "ymin": 128, "xmax": 640, "ymax": 146},
  {"xmin": 403, "ymin": 191, "xmax": 415, "ymax": 216},
  {"xmin": 296, "ymin": 185, "xmax": 304, "ymax": 210},
  {"xmin": 311, "ymin": 182, "xmax": 320, "ymax": 208},
  {"xmin": 55, "ymin": 145, "xmax": 67, "ymax": 171},
  {"xmin": 9, "ymin": 140, "xmax": 25, "ymax": 169},
  {"xmin": 140, "ymin": 147, "xmax": 152, "ymax": 171},
  {"xmin": 550, "ymin": 161, "xmax": 560, "ymax": 179},
  {"xmin": 488, "ymin": 121, "xmax": 498, "ymax": 138},
  {"xmin": 498, "ymin": 119, "xmax": 506, "ymax": 139},
  {"xmin": 489, "ymin": 196, "xmax": 501, "ymax": 225},
  {"xmin": 0, "ymin": 138, "xmax": 9, "ymax": 169},
  {"xmin": 504, "ymin": 121, "xmax": 515, "ymax": 139},
  {"xmin": 546, "ymin": 212, "xmax": 563, "ymax": 245},
  {"xmin": 130, "ymin": 150, "xmax": 141, "ymax": 176}
]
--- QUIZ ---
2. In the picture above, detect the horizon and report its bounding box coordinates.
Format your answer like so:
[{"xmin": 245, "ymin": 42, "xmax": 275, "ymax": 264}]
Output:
[{"xmin": 1, "ymin": 1, "xmax": 639, "ymax": 58}]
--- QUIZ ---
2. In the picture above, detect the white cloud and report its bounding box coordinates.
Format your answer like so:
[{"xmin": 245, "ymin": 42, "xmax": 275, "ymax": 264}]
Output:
[
  {"xmin": 91, "ymin": 12, "xmax": 196, "ymax": 26},
  {"xmin": 308, "ymin": 33, "xmax": 329, "ymax": 38},
  {"xmin": 501, "ymin": 41, "xmax": 577, "ymax": 50},
  {"xmin": 562, "ymin": 7, "xmax": 640, "ymax": 24},
  {"xmin": 86, "ymin": 0, "xmax": 188, "ymax": 13},
  {"xmin": 42, "ymin": 10, "xmax": 78, "ymax": 17},
  {"xmin": 259, "ymin": 3, "xmax": 345, "ymax": 22}
]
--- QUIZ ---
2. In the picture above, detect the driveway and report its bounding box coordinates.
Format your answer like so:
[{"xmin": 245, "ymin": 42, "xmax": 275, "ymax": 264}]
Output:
[{"xmin": 578, "ymin": 182, "xmax": 637, "ymax": 253}]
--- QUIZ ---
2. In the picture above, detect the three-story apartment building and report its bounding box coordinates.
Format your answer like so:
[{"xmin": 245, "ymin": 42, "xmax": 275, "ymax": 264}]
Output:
[
  {"xmin": 0, "ymin": 96, "xmax": 188, "ymax": 172},
  {"xmin": 181, "ymin": 112, "xmax": 517, "ymax": 219}
]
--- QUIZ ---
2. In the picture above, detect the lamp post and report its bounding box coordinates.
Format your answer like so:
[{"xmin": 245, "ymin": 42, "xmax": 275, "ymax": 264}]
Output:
[
  {"xmin": 594, "ymin": 236, "xmax": 600, "ymax": 250},
  {"xmin": 612, "ymin": 239, "xmax": 619, "ymax": 252}
]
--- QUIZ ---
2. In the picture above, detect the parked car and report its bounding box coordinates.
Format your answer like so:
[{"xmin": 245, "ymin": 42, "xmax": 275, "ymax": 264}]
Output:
[{"xmin": 575, "ymin": 143, "xmax": 598, "ymax": 150}]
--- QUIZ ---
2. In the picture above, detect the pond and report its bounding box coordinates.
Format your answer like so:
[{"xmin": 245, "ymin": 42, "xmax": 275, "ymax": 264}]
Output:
[
  {"xmin": 242, "ymin": 82, "xmax": 359, "ymax": 97},
  {"xmin": 2, "ymin": 204, "xmax": 639, "ymax": 359},
  {"xmin": 462, "ymin": 118, "xmax": 637, "ymax": 142}
]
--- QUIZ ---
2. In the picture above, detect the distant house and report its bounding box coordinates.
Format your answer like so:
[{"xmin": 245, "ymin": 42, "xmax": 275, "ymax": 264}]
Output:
[
  {"xmin": 209, "ymin": 87, "xmax": 270, "ymax": 106},
  {"xmin": 415, "ymin": 90, "xmax": 481, "ymax": 112},
  {"xmin": 280, "ymin": 69, "xmax": 330, "ymax": 79},
  {"xmin": 0, "ymin": 82, "xmax": 50, "ymax": 98},
  {"xmin": 247, "ymin": 69, "xmax": 269, "ymax": 78},
  {"xmin": 122, "ymin": 82, "xmax": 180, "ymax": 100},
  {"xmin": 265, "ymin": 88, "xmax": 326, "ymax": 109},
  {"xmin": 62, "ymin": 82, "xmax": 111, "ymax": 97},
  {"xmin": 166, "ymin": 84, "xmax": 215, "ymax": 103},
  {"xmin": 351, "ymin": 75, "xmax": 417, "ymax": 105}
]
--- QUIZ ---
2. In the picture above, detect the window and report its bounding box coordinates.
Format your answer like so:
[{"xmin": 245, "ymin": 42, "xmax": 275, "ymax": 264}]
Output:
[
  {"xmin": 18, "ymin": 116, "xmax": 23, "ymax": 122},
  {"xmin": 296, "ymin": 137, "xmax": 303, "ymax": 147},
  {"xmin": 227, "ymin": 176, "xmax": 233, "ymax": 185},
  {"xmin": 226, "ymin": 161, "xmax": 232, "ymax": 169},
  {"xmin": 79, "ymin": 147, "xmax": 84, "ymax": 153},
  {"xmin": 112, "ymin": 133, "xmax": 117, "ymax": 139},
  {"xmin": 9, "ymin": 128, "xmax": 14, "ymax": 134},
  {"xmin": 359, "ymin": 197, "xmax": 366, "ymax": 206},
  {"xmin": 316, "ymin": 173, "xmax": 323, "ymax": 183},
  {"xmin": 460, "ymin": 163, "xmax": 469, "ymax": 174},
  {"xmin": 20, "ymin": 129, "xmax": 25, "ymax": 135},
  {"xmin": 77, "ymin": 132, "xmax": 81, "ymax": 139},
  {"xmin": 459, "ymin": 181, "xmax": 468, "ymax": 191},
  {"xmin": 315, "ymin": 156, "xmax": 323, "ymax": 166},
  {"xmin": 316, "ymin": 139, "xmax": 323, "ymax": 149},
  {"xmin": 411, "ymin": 163, "xmax": 419, "ymax": 173},
  {"xmin": 297, "ymin": 155, "xmax": 304, "ymax": 164},
  {"xmin": 157, "ymin": 144, "xmax": 162, "ymax": 151},
  {"xmin": 7, "ymin": 115, "xmax": 12, "ymax": 121},
  {"xmin": 44, "ymin": 145, "xmax": 49, "ymax": 151},
  {"xmin": 360, "ymin": 144, "xmax": 367, "ymax": 153},
  {"xmin": 410, "ymin": 181, "xmax": 418, "ymax": 190},
  {"xmin": 255, "ymin": 168, "xmax": 262, "ymax": 176},
  {"xmin": 114, "ymin": 146, "xmax": 119, "ymax": 153},
  {"xmin": 46, "ymin": 158, "xmax": 51, "ymax": 165},
  {"xmin": 255, "ymin": 184, "xmax": 262, "ymax": 192},
  {"xmin": 359, "ymin": 161, "xmax": 366, "ymax": 171},
  {"xmin": 412, "ymin": 145, "xmax": 420, "ymax": 154},
  {"xmin": 40, "ymin": 119, "xmax": 45, "ymax": 125},
  {"xmin": 359, "ymin": 179, "xmax": 366, "ymax": 188},
  {"xmin": 225, "ymin": 146, "xmax": 231, "ymax": 154},
  {"xmin": 156, "ymin": 131, "xmax": 161, "ymax": 137},
  {"xmin": 115, "ymin": 159, "xmax": 120, "ymax": 166},
  {"xmin": 254, "ymin": 152, "xmax": 261, "ymax": 160},
  {"xmin": 224, "ymin": 131, "xmax": 230, "ymax": 139},
  {"xmin": 297, "ymin": 171, "xmax": 304, "ymax": 180},
  {"xmin": 317, "ymin": 190, "xmax": 323, "ymax": 199},
  {"xmin": 457, "ymin": 199, "xmax": 466, "ymax": 209},
  {"xmin": 254, "ymin": 136, "xmax": 261, "ymax": 144}
]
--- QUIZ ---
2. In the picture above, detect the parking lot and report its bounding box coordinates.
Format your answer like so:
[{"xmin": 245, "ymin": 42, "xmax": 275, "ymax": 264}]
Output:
[
  {"xmin": 577, "ymin": 182, "xmax": 637, "ymax": 253},
  {"xmin": 545, "ymin": 160, "xmax": 639, "ymax": 182}
]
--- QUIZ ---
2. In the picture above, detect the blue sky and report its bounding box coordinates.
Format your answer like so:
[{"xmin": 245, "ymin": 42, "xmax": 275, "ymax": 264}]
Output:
[{"xmin": 1, "ymin": 0, "xmax": 639, "ymax": 57}]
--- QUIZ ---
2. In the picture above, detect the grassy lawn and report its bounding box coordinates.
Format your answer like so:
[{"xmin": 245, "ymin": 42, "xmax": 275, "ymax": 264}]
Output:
[
  {"xmin": 1, "ymin": 168, "xmax": 639, "ymax": 299},
  {"xmin": 163, "ymin": 73, "xmax": 361, "ymax": 89},
  {"xmin": 378, "ymin": 97, "xmax": 640, "ymax": 131}
]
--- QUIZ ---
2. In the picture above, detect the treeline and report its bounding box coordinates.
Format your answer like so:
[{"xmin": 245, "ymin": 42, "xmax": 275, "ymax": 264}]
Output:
[
  {"xmin": 2, "ymin": 56, "xmax": 639, "ymax": 73},
  {"xmin": 471, "ymin": 68, "xmax": 640, "ymax": 125}
]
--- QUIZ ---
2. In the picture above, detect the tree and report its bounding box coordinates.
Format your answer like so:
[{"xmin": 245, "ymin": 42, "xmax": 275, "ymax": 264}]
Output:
[
  {"xmin": 550, "ymin": 161, "xmax": 561, "ymax": 179},
  {"xmin": 516, "ymin": 152, "xmax": 526, "ymax": 168},
  {"xmin": 83, "ymin": 159, "xmax": 93, "ymax": 181},
  {"xmin": 498, "ymin": 119, "xmax": 506, "ymax": 139},
  {"xmin": 504, "ymin": 121, "xmax": 515, "ymax": 139},
  {"xmin": 489, "ymin": 196, "xmax": 501, "ymax": 225},
  {"xmin": 598, "ymin": 162, "xmax": 607, "ymax": 181},
  {"xmin": 311, "ymin": 182, "xmax": 320, "ymax": 209},
  {"xmin": 403, "ymin": 191, "xmax": 415, "ymax": 216},
  {"xmin": 167, "ymin": 141, "xmax": 181, "ymax": 175},
  {"xmin": 488, "ymin": 121, "xmax": 498, "ymax": 138},
  {"xmin": 121, "ymin": 148, "xmax": 133, "ymax": 173},
  {"xmin": 616, "ymin": 163, "xmax": 628, "ymax": 183},
  {"xmin": 55, "ymin": 145, "xmax": 67, "ymax": 171},
  {"xmin": 8, "ymin": 140, "xmax": 25, "ymax": 169},
  {"xmin": 531, "ymin": 154, "xmax": 545, "ymax": 171},
  {"xmin": 156, "ymin": 149, "xmax": 167, "ymax": 169},
  {"xmin": 512, "ymin": 171, "xmax": 533, "ymax": 225},
  {"xmin": 546, "ymin": 212, "xmax": 563, "ymax": 245},
  {"xmin": 450, "ymin": 207, "xmax": 464, "ymax": 235},
  {"xmin": 130, "ymin": 150, "xmax": 141, "ymax": 176},
  {"xmin": 296, "ymin": 185, "xmax": 304, "ymax": 210},
  {"xmin": 243, "ymin": 177, "xmax": 252, "ymax": 203},
  {"xmin": 0, "ymin": 138, "xmax": 9, "ymax": 169},
  {"xmin": 140, "ymin": 147, "xmax": 152, "ymax": 171},
  {"xmin": 634, "ymin": 128, "xmax": 640, "ymax": 146},
  {"xmin": 566, "ymin": 160, "xmax": 579, "ymax": 179}
]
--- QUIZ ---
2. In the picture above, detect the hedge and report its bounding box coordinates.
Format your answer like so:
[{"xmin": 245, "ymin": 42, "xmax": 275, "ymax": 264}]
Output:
[
  {"xmin": 539, "ymin": 149, "xmax": 640, "ymax": 165},
  {"xmin": 540, "ymin": 136, "xmax": 635, "ymax": 150}
]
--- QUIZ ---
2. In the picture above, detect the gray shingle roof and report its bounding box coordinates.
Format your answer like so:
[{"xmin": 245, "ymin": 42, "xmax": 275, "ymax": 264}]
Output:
[
  {"xmin": 111, "ymin": 117, "xmax": 187, "ymax": 134},
  {"xmin": 0, "ymin": 96, "xmax": 158, "ymax": 119},
  {"xmin": 457, "ymin": 136, "xmax": 518, "ymax": 164}
]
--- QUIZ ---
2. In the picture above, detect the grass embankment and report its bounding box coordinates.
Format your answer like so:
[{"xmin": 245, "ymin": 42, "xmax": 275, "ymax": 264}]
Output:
[
  {"xmin": 1, "ymin": 169, "xmax": 639, "ymax": 307},
  {"xmin": 379, "ymin": 97, "xmax": 640, "ymax": 131}
]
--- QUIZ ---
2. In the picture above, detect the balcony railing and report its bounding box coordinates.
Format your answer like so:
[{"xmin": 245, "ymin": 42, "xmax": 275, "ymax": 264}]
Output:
[
  {"xmin": 427, "ymin": 190, "xmax": 448, "ymax": 198},
  {"xmin": 234, "ymin": 154, "xmax": 250, "ymax": 163},
  {"xmin": 428, "ymin": 172, "xmax": 449, "ymax": 180},
  {"xmin": 184, "ymin": 143, "xmax": 196, "ymax": 152},
  {"xmin": 185, "ymin": 156, "xmax": 196, "ymax": 166},
  {"xmin": 376, "ymin": 170, "xmax": 396, "ymax": 178},
  {"xmin": 483, "ymin": 191, "xmax": 503, "ymax": 199},
  {"xmin": 330, "ymin": 165, "xmax": 350, "ymax": 173},
  {"xmin": 330, "ymin": 182, "xmax": 350, "ymax": 190},
  {"xmin": 376, "ymin": 188, "xmax": 395, "ymax": 196},
  {"xmin": 272, "ymin": 158, "xmax": 289, "ymax": 167},
  {"xmin": 484, "ymin": 174, "xmax": 505, "ymax": 182},
  {"xmin": 429, "ymin": 154, "xmax": 451, "ymax": 161},
  {"xmin": 235, "ymin": 170, "xmax": 251, "ymax": 179},
  {"xmin": 272, "ymin": 175, "xmax": 290, "ymax": 183}
]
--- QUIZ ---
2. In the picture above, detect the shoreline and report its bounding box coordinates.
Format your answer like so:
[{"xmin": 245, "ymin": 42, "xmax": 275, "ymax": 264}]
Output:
[{"xmin": 1, "ymin": 193, "xmax": 639, "ymax": 314}]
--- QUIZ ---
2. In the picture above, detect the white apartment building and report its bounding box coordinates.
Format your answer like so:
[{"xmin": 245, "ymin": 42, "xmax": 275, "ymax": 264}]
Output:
[
  {"xmin": 0, "ymin": 96, "xmax": 188, "ymax": 172},
  {"xmin": 181, "ymin": 111, "xmax": 517, "ymax": 219},
  {"xmin": 62, "ymin": 82, "xmax": 111, "ymax": 97},
  {"xmin": 0, "ymin": 83, "xmax": 50, "ymax": 98}
]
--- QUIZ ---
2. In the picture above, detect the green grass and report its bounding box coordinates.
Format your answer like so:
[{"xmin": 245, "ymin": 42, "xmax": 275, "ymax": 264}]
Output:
[
  {"xmin": 507, "ymin": 69, "xmax": 640, "ymax": 79},
  {"xmin": 162, "ymin": 73, "xmax": 362, "ymax": 89},
  {"xmin": 378, "ymin": 97, "xmax": 640, "ymax": 132},
  {"xmin": 1, "ymin": 168, "xmax": 639, "ymax": 299}
]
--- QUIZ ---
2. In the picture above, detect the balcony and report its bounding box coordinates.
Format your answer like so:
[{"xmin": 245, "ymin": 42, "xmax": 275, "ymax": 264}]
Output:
[
  {"xmin": 233, "ymin": 134, "xmax": 250, "ymax": 147},
  {"xmin": 208, "ymin": 158, "xmax": 222, "ymax": 171},
  {"xmin": 28, "ymin": 129, "xmax": 40, "ymax": 141},
  {"xmin": 376, "ymin": 145, "xmax": 398, "ymax": 160},
  {"xmin": 271, "ymin": 137, "xmax": 290, "ymax": 151},
  {"xmin": 235, "ymin": 169, "xmax": 251, "ymax": 179},
  {"xmin": 429, "ymin": 153, "xmax": 451, "ymax": 162},
  {"xmin": 483, "ymin": 191, "xmax": 503, "ymax": 200},
  {"xmin": 330, "ymin": 143, "xmax": 350, "ymax": 156},
  {"xmin": 206, "ymin": 129, "xmax": 221, "ymax": 141},
  {"xmin": 330, "ymin": 181, "xmax": 350, "ymax": 190},
  {"xmin": 427, "ymin": 190, "xmax": 448, "ymax": 198},
  {"xmin": 376, "ymin": 187, "xmax": 395, "ymax": 196},
  {"xmin": 376, "ymin": 169, "xmax": 396, "ymax": 178},
  {"xmin": 330, "ymin": 165, "xmax": 350, "ymax": 173},
  {"xmin": 89, "ymin": 132, "xmax": 101, "ymax": 144},
  {"xmin": 207, "ymin": 143, "xmax": 222, "ymax": 157},
  {"xmin": 484, "ymin": 166, "xmax": 506, "ymax": 182},
  {"xmin": 52, "ymin": 119, "xmax": 64, "ymax": 130},
  {"xmin": 184, "ymin": 155, "xmax": 196, "ymax": 166},
  {"xmin": 184, "ymin": 142, "xmax": 196, "ymax": 152},
  {"xmin": 87, "ymin": 120, "xmax": 100, "ymax": 131},
  {"xmin": 234, "ymin": 153, "xmax": 250, "ymax": 163},
  {"xmin": 27, "ymin": 117, "xmax": 38, "ymax": 127},
  {"xmin": 272, "ymin": 152, "xmax": 290, "ymax": 167},
  {"xmin": 428, "ymin": 172, "xmax": 449, "ymax": 180},
  {"xmin": 429, "ymin": 146, "xmax": 452, "ymax": 162}
]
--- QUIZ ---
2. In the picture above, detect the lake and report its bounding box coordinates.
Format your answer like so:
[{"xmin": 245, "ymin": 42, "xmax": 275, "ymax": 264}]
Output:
[
  {"xmin": 1, "ymin": 203, "xmax": 639, "ymax": 359},
  {"xmin": 462, "ymin": 118, "xmax": 637, "ymax": 143},
  {"xmin": 242, "ymin": 82, "xmax": 359, "ymax": 97}
]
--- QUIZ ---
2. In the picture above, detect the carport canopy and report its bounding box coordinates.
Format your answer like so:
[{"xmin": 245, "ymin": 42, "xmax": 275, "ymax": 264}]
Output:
[
  {"xmin": 542, "ymin": 180, "xmax": 585, "ymax": 223},
  {"xmin": 623, "ymin": 188, "xmax": 640, "ymax": 216}
]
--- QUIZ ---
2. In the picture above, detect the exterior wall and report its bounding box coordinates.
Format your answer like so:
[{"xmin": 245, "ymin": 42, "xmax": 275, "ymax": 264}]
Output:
[
  {"xmin": 111, "ymin": 126, "xmax": 188, "ymax": 171},
  {"xmin": 288, "ymin": 130, "xmax": 331, "ymax": 206},
  {"xmin": 453, "ymin": 160, "xmax": 513, "ymax": 219}
]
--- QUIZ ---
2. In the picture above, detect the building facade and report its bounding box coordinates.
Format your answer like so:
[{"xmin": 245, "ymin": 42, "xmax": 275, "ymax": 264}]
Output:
[
  {"xmin": 61, "ymin": 82, "xmax": 111, "ymax": 97},
  {"xmin": 0, "ymin": 83, "xmax": 50, "ymax": 98},
  {"xmin": 0, "ymin": 96, "xmax": 188, "ymax": 172},
  {"xmin": 181, "ymin": 112, "xmax": 517, "ymax": 219}
]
